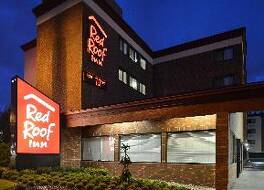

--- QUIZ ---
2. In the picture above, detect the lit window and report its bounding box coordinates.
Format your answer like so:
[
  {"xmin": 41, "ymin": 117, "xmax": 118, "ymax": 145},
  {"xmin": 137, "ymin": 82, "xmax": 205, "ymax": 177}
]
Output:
[
  {"xmin": 129, "ymin": 76, "xmax": 138, "ymax": 90},
  {"xmin": 119, "ymin": 39, "xmax": 123, "ymax": 52},
  {"xmin": 129, "ymin": 48, "xmax": 138, "ymax": 63},
  {"xmin": 123, "ymin": 42, "xmax": 128, "ymax": 55},
  {"xmin": 140, "ymin": 57, "xmax": 147, "ymax": 70},
  {"xmin": 118, "ymin": 69, "xmax": 127, "ymax": 84},
  {"xmin": 224, "ymin": 48, "xmax": 234, "ymax": 60},
  {"xmin": 82, "ymin": 137, "xmax": 115, "ymax": 161},
  {"xmin": 167, "ymin": 131, "xmax": 216, "ymax": 164},
  {"xmin": 120, "ymin": 134, "xmax": 161, "ymax": 162},
  {"xmin": 139, "ymin": 83, "xmax": 146, "ymax": 95}
]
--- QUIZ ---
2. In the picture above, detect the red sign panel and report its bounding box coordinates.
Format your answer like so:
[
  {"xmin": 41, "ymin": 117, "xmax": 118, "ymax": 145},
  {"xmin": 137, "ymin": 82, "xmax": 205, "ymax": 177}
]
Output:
[
  {"xmin": 16, "ymin": 78, "xmax": 60, "ymax": 154},
  {"xmin": 87, "ymin": 16, "xmax": 108, "ymax": 66}
]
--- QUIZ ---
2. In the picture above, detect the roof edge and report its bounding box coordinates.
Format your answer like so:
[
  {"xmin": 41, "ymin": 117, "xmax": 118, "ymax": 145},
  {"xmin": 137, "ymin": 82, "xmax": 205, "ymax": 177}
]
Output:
[{"xmin": 21, "ymin": 39, "xmax": 37, "ymax": 51}]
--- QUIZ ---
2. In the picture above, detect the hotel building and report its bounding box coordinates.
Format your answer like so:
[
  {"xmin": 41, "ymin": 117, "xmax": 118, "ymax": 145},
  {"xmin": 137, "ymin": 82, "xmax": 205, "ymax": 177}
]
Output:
[{"xmin": 19, "ymin": 0, "xmax": 264, "ymax": 190}]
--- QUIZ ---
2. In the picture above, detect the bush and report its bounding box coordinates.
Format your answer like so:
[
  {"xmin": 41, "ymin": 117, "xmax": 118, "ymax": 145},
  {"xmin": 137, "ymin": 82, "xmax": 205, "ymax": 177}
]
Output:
[
  {"xmin": 0, "ymin": 143, "xmax": 11, "ymax": 167},
  {"xmin": 2, "ymin": 169, "xmax": 19, "ymax": 180}
]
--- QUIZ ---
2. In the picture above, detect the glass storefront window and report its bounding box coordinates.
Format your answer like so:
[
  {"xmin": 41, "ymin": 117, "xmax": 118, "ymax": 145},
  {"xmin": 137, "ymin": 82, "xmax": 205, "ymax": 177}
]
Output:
[
  {"xmin": 120, "ymin": 134, "xmax": 161, "ymax": 162},
  {"xmin": 82, "ymin": 137, "xmax": 115, "ymax": 161},
  {"xmin": 167, "ymin": 131, "xmax": 216, "ymax": 163}
]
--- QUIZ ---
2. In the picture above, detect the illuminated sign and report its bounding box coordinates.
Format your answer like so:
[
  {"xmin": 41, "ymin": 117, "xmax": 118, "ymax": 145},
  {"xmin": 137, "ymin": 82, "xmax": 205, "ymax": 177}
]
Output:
[
  {"xmin": 83, "ymin": 72, "xmax": 106, "ymax": 88},
  {"xmin": 87, "ymin": 16, "xmax": 108, "ymax": 66},
  {"xmin": 15, "ymin": 77, "xmax": 60, "ymax": 154}
]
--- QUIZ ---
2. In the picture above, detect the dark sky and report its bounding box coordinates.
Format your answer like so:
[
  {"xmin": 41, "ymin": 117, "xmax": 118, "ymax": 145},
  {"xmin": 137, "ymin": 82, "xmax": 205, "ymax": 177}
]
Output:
[{"xmin": 0, "ymin": 0, "xmax": 264, "ymax": 109}]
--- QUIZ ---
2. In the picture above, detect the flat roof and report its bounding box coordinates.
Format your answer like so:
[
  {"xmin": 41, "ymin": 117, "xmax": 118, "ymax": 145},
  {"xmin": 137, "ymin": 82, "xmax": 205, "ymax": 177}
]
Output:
[{"xmin": 24, "ymin": 1, "xmax": 246, "ymax": 58}]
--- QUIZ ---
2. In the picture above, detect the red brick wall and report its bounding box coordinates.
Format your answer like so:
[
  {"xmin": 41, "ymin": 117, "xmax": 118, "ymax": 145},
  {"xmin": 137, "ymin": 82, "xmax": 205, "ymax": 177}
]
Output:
[
  {"xmin": 82, "ymin": 161, "xmax": 215, "ymax": 187},
  {"xmin": 216, "ymin": 112, "xmax": 229, "ymax": 190},
  {"xmin": 79, "ymin": 115, "xmax": 217, "ymax": 187}
]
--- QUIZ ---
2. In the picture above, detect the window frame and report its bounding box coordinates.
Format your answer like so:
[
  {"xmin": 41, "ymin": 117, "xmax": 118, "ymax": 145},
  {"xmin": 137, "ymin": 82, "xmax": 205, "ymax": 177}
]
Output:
[
  {"xmin": 81, "ymin": 136, "xmax": 115, "ymax": 162},
  {"xmin": 118, "ymin": 69, "xmax": 127, "ymax": 84},
  {"xmin": 167, "ymin": 130, "xmax": 216, "ymax": 164},
  {"xmin": 214, "ymin": 47, "xmax": 234, "ymax": 62},
  {"xmin": 129, "ymin": 76, "xmax": 139, "ymax": 90},
  {"xmin": 119, "ymin": 133, "xmax": 162, "ymax": 163}
]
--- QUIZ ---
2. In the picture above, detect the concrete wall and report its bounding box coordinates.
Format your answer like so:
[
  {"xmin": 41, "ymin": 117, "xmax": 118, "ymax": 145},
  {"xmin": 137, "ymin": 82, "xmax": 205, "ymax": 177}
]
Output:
[{"xmin": 228, "ymin": 112, "xmax": 244, "ymax": 189}]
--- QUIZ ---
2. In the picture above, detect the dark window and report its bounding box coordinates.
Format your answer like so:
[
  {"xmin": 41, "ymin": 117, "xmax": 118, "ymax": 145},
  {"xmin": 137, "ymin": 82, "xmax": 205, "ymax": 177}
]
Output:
[
  {"xmin": 82, "ymin": 137, "xmax": 115, "ymax": 161},
  {"xmin": 214, "ymin": 75, "xmax": 235, "ymax": 87},
  {"xmin": 247, "ymin": 129, "xmax": 256, "ymax": 134},
  {"xmin": 167, "ymin": 131, "xmax": 216, "ymax": 163},
  {"xmin": 224, "ymin": 48, "xmax": 234, "ymax": 60},
  {"xmin": 247, "ymin": 119, "xmax": 256, "ymax": 124},
  {"xmin": 120, "ymin": 134, "xmax": 161, "ymax": 162},
  {"xmin": 215, "ymin": 47, "xmax": 234, "ymax": 62},
  {"xmin": 248, "ymin": 140, "xmax": 256, "ymax": 145}
]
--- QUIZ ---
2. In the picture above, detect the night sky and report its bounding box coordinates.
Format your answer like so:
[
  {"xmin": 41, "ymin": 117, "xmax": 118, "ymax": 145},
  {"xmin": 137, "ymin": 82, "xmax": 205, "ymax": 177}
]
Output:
[{"xmin": 0, "ymin": 0, "xmax": 264, "ymax": 110}]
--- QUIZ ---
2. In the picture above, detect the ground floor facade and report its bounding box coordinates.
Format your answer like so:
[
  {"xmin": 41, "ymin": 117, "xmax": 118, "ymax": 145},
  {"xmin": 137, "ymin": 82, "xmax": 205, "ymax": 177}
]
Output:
[
  {"xmin": 58, "ymin": 83, "xmax": 264, "ymax": 190},
  {"xmin": 60, "ymin": 113, "xmax": 245, "ymax": 189}
]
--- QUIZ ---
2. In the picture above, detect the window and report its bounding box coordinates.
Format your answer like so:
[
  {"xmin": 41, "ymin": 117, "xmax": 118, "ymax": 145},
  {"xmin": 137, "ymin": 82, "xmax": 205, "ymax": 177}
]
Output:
[
  {"xmin": 139, "ymin": 83, "xmax": 146, "ymax": 95},
  {"xmin": 120, "ymin": 134, "xmax": 161, "ymax": 162},
  {"xmin": 248, "ymin": 140, "xmax": 256, "ymax": 145},
  {"xmin": 223, "ymin": 75, "xmax": 234, "ymax": 86},
  {"xmin": 215, "ymin": 47, "xmax": 234, "ymax": 62},
  {"xmin": 118, "ymin": 69, "xmax": 127, "ymax": 84},
  {"xmin": 247, "ymin": 129, "xmax": 256, "ymax": 134},
  {"xmin": 247, "ymin": 119, "xmax": 256, "ymax": 124},
  {"xmin": 140, "ymin": 57, "xmax": 147, "ymax": 70},
  {"xmin": 129, "ymin": 48, "xmax": 138, "ymax": 63},
  {"xmin": 120, "ymin": 38, "xmax": 128, "ymax": 55},
  {"xmin": 224, "ymin": 48, "xmax": 234, "ymax": 60},
  {"xmin": 124, "ymin": 42, "xmax": 128, "ymax": 55},
  {"xmin": 167, "ymin": 131, "xmax": 216, "ymax": 163},
  {"xmin": 214, "ymin": 75, "xmax": 234, "ymax": 87},
  {"xmin": 129, "ymin": 76, "xmax": 138, "ymax": 90},
  {"xmin": 82, "ymin": 137, "xmax": 115, "ymax": 161}
]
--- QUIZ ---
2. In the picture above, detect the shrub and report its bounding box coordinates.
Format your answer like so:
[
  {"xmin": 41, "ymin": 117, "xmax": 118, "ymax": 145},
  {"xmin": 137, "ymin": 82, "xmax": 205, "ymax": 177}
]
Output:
[
  {"xmin": 16, "ymin": 183, "xmax": 27, "ymax": 190},
  {"xmin": 0, "ymin": 143, "xmax": 11, "ymax": 167},
  {"xmin": 2, "ymin": 169, "xmax": 19, "ymax": 180}
]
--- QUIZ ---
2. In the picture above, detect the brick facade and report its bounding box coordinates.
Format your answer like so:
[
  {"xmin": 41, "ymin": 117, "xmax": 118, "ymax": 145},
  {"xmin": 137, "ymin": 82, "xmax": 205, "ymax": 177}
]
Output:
[
  {"xmin": 76, "ymin": 115, "xmax": 216, "ymax": 187},
  {"xmin": 82, "ymin": 162, "xmax": 215, "ymax": 187},
  {"xmin": 36, "ymin": 3, "xmax": 83, "ymax": 112},
  {"xmin": 60, "ymin": 127, "xmax": 81, "ymax": 168}
]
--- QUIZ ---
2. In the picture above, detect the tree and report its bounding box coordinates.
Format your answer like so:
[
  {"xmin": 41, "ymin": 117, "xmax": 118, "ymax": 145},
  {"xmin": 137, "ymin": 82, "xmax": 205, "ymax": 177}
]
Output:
[
  {"xmin": 120, "ymin": 143, "xmax": 132, "ymax": 183},
  {"xmin": 0, "ymin": 108, "xmax": 11, "ymax": 144}
]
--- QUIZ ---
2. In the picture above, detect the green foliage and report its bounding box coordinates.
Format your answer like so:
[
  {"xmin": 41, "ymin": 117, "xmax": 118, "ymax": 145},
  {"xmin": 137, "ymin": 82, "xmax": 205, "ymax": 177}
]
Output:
[
  {"xmin": 0, "ymin": 143, "xmax": 10, "ymax": 167},
  {"xmin": 0, "ymin": 179, "xmax": 16, "ymax": 190},
  {"xmin": 0, "ymin": 167, "xmax": 192, "ymax": 190}
]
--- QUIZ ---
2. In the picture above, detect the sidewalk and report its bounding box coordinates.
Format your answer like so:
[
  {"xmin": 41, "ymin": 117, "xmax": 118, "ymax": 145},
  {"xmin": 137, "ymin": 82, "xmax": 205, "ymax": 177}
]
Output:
[{"xmin": 230, "ymin": 169, "xmax": 264, "ymax": 190}]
